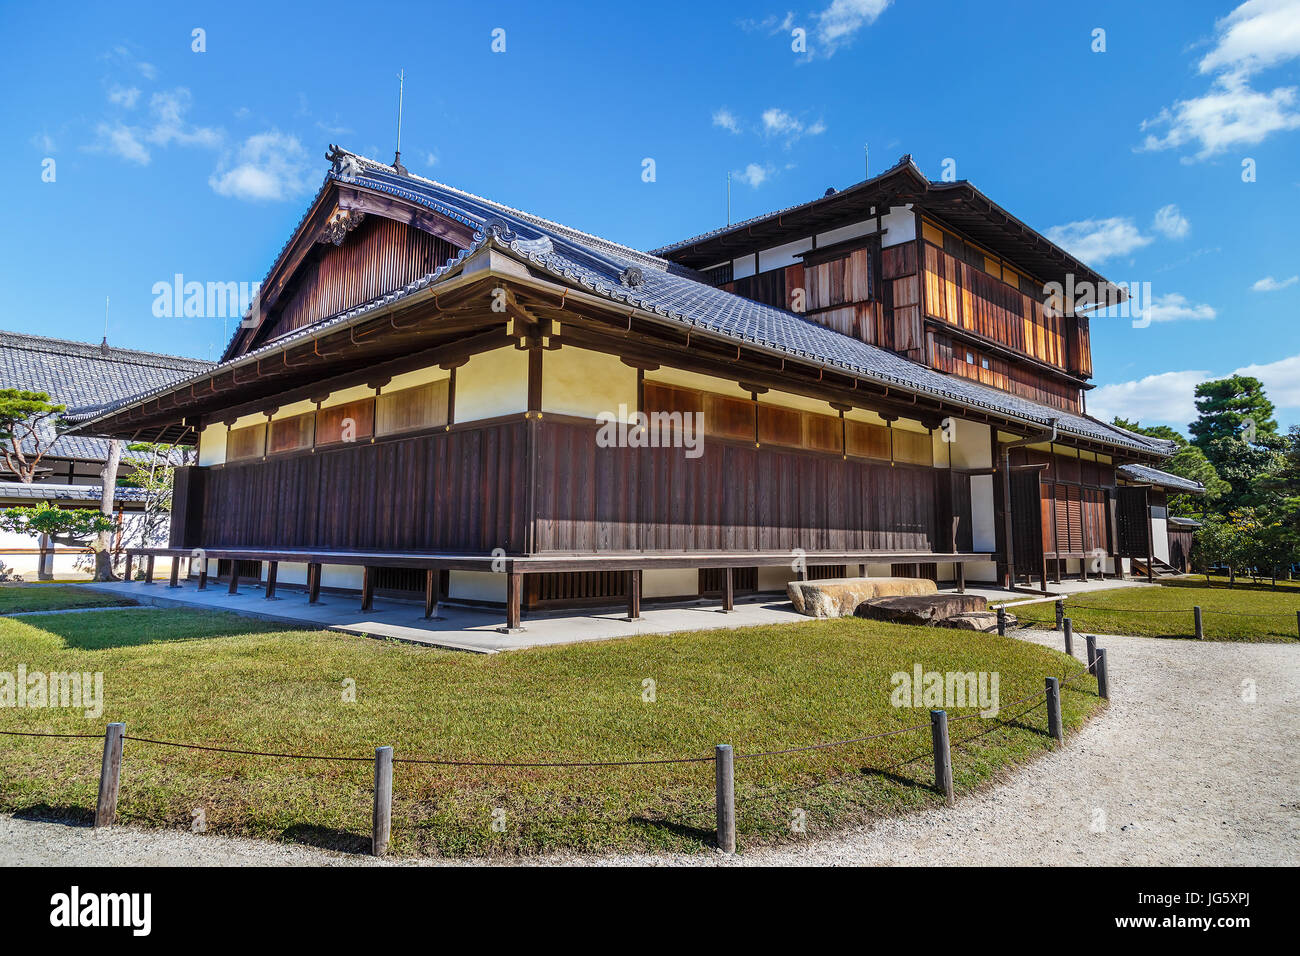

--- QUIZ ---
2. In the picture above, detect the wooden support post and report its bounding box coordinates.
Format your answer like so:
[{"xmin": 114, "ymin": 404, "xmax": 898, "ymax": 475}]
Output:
[
  {"xmin": 144, "ymin": 555, "xmax": 155, "ymax": 584},
  {"xmin": 1096, "ymin": 648, "xmax": 1110, "ymax": 700},
  {"xmin": 361, "ymin": 566, "xmax": 374, "ymax": 612},
  {"xmin": 1045, "ymin": 677, "xmax": 1063, "ymax": 743},
  {"xmin": 124, "ymin": 552, "xmax": 134, "ymax": 582},
  {"xmin": 722, "ymin": 567, "xmax": 735, "ymax": 613},
  {"xmin": 996, "ymin": 607, "xmax": 1006, "ymax": 637},
  {"xmin": 227, "ymin": 566, "xmax": 240, "ymax": 595},
  {"xmin": 197, "ymin": 561, "xmax": 208, "ymax": 591},
  {"xmin": 1055, "ymin": 599, "xmax": 1064, "ymax": 630},
  {"xmin": 498, "ymin": 571, "xmax": 523, "ymax": 632},
  {"xmin": 264, "ymin": 561, "xmax": 278, "ymax": 600},
  {"xmin": 1194, "ymin": 605, "xmax": 1204, "ymax": 641},
  {"xmin": 625, "ymin": 569, "xmax": 641, "ymax": 622},
  {"xmin": 424, "ymin": 569, "xmax": 440, "ymax": 620},
  {"xmin": 858, "ymin": 563, "xmax": 866, "ymax": 578},
  {"xmin": 1085, "ymin": 634, "xmax": 1098, "ymax": 676},
  {"xmin": 1296, "ymin": 610, "xmax": 1299, "ymax": 640},
  {"xmin": 930, "ymin": 710, "xmax": 954, "ymax": 806},
  {"xmin": 956, "ymin": 562, "xmax": 965, "ymax": 594},
  {"xmin": 372, "ymin": 745, "xmax": 393, "ymax": 857},
  {"xmin": 1063, "ymin": 617, "xmax": 1074, "ymax": 657},
  {"xmin": 94, "ymin": 722, "xmax": 125, "ymax": 828},
  {"xmin": 714, "ymin": 744, "xmax": 735, "ymax": 854},
  {"xmin": 307, "ymin": 563, "xmax": 321, "ymax": 604},
  {"xmin": 168, "ymin": 559, "xmax": 179, "ymax": 588}
]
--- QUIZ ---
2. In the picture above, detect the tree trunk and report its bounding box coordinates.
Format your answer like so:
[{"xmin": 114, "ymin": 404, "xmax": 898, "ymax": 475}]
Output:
[{"xmin": 92, "ymin": 440, "xmax": 122, "ymax": 582}]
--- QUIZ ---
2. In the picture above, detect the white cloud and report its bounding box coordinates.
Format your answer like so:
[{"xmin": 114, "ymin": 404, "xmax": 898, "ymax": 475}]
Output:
[
  {"xmin": 815, "ymin": 0, "xmax": 891, "ymax": 55},
  {"xmin": 1090, "ymin": 350, "xmax": 1300, "ymax": 429},
  {"xmin": 1139, "ymin": 78, "xmax": 1300, "ymax": 158},
  {"xmin": 735, "ymin": 163, "xmax": 772, "ymax": 188},
  {"xmin": 1236, "ymin": 352, "xmax": 1300, "ymax": 407},
  {"xmin": 1252, "ymin": 274, "xmax": 1299, "ymax": 291},
  {"xmin": 1198, "ymin": 0, "xmax": 1300, "ymax": 80},
  {"xmin": 1045, "ymin": 217, "xmax": 1153, "ymax": 264},
  {"xmin": 209, "ymin": 130, "xmax": 313, "ymax": 202},
  {"xmin": 1152, "ymin": 204, "xmax": 1190, "ymax": 239},
  {"xmin": 145, "ymin": 88, "xmax": 221, "ymax": 148},
  {"xmin": 424, "ymin": 151, "xmax": 439, "ymax": 167},
  {"xmin": 1140, "ymin": 1, "xmax": 1300, "ymax": 159},
  {"xmin": 712, "ymin": 108, "xmax": 742, "ymax": 134},
  {"xmin": 30, "ymin": 132, "xmax": 56, "ymax": 153},
  {"xmin": 1088, "ymin": 370, "xmax": 1209, "ymax": 427},
  {"xmin": 108, "ymin": 85, "xmax": 141, "ymax": 109},
  {"xmin": 760, "ymin": 108, "xmax": 825, "ymax": 145},
  {"xmin": 1144, "ymin": 292, "xmax": 1216, "ymax": 323},
  {"xmin": 92, "ymin": 122, "xmax": 150, "ymax": 164}
]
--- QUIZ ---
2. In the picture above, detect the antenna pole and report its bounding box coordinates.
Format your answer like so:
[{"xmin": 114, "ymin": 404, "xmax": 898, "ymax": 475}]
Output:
[
  {"xmin": 103, "ymin": 295, "xmax": 109, "ymax": 338},
  {"xmin": 392, "ymin": 70, "xmax": 407, "ymax": 174},
  {"xmin": 726, "ymin": 171, "xmax": 731, "ymax": 226},
  {"xmin": 396, "ymin": 69, "xmax": 405, "ymax": 154},
  {"xmin": 864, "ymin": 142, "xmax": 869, "ymax": 179}
]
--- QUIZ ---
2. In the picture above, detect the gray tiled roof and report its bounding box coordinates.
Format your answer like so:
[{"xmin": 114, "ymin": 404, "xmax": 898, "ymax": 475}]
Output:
[
  {"xmin": 0, "ymin": 480, "xmax": 152, "ymax": 503},
  {"xmin": 1117, "ymin": 463, "xmax": 1206, "ymax": 493},
  {"xmin": 71, "ymin": 151, "xmax": 1176, "ymax": 459},
  {"xmin": 2, "ymin": 331, "xmax": 211, "ymax": 463}
]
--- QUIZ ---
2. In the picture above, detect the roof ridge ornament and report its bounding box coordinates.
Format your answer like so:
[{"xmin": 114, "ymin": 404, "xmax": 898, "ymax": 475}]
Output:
[
  {"xmin": 619, "ymin": 266, "xmax": 645, "ymax": 290},
  {"xmin": 511, "ymin": 235, "xmax": 553, "ymax": 257}
]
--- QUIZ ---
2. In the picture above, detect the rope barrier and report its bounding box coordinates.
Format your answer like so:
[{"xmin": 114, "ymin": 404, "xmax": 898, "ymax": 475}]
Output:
[
  {"xmin": 733, "ymin": 719, "xmax": 930, "ymax": 760},
  {"xmin": 0, "ymin": 729, "xmax": 102, "ymax": 739}
]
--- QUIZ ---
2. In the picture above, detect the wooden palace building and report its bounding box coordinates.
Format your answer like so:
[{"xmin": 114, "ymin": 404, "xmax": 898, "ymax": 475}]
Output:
[{"xmin": 71, "ymin": 148, "xmax": 1196, "ymax": 628}]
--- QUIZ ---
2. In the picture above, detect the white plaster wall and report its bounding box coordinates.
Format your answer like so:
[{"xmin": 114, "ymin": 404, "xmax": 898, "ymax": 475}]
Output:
[
  {"xmin": 320, "ymin": 565, "xmax": 361, "ymax": 591},
  {"xmin": 880, "ymin": 206, "xmax": 917, "ymax": 247},
  {"xmin": 970, "ymin": 476, "xmax": 997, "ymax": 553},
  {"xmin": 815, "ymin": 219, "xmax": 877, "ymax": 247},
  {"xmin": 642, "ymin": 568, "xmax": 698, "ymax": 599},
  {"xmin": 543, "ymin": 347, "xmax": 637, "ymax": 420},
  {"xmin": 758, "ymin": 238, "xmax": 813, "ymax": 272},
  {"xmin": 197, "ymin": 424, "xmax": 227, "ymax": 466},
  {"xmin": 757, "ymin": 565, "xmax": 797, "ymax": 592},
  {"xmin": 731, "ymin": 253, "xmax": 758, "ymax": 280},
  {"xmin": 455, "ymin": 347, "xmax": 529, "ymax": 422},
  {"xmin": 1151, "ymin": 515, "xmax": 1170, "ymax": 563},
  {"xmin": 449, "ymin": 570, "xmax": 507, "ymax": 603}
]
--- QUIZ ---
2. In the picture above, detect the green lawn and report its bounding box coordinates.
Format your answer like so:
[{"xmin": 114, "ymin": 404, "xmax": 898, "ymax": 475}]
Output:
[
  {"xmin": 1014, "ymin": 581, "xmax": 1300, "ymax": 642},
  {"xmin": 0, "ymin": 584, "xmax": 137, "ymax": 615},
  {"xmin": 0, "ymin": 606, "xmax": 1099, "ymax": 857}
]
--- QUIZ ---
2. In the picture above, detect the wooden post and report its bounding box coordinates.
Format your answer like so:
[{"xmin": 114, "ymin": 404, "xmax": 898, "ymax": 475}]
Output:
[
  {"xmin": 1063, "ymin": 617, "xmax": 1074, "ymax": 657},
  {"xmin": 722, "ymin": 567, "xmax": 735, "ymax": 613},
  {"xmin": 264, "ymin": 561, "xmax": 278, "ymax": 600},
  {"xmin": 1055, "ymin": 599, "xmax": 1064, "ymax": 630},
  {"xmin": 361, "ymin": 566, "xmax": 375, "ymax": 612},
  {"xmin": 1045, "ymin": 677, "xmax": 1062, "ymax": 743},
  {"xmin": 424, "ymin": 569, "xmax": 440, "ymax": 620},
  {"xmin": 197, "ymin": 561, "xmax": 208, "ymax": 590},
  {"xmin": 996, "ymin": 607, "xmax": 1006, "ymax": 637},
  {"xmin": 372, "ymin": 746, "xmax": 393, "ymax": 857},
  {"xmin": 308, "ymin": 563, "xmax": 321, "ymax": 604},
  {"xmin": 625, "ymin": 569, "xmax": 641, "ymax": 622},
  {"xmin": 94, "ymin": 722, "xmax": 125, "ymax": 828},
  {"xmin": 227, "ymin": 565, "xmax": 240, "ymax": 595},
  {"xmin": 1085, "ymin": 634, "xmax": 1098, "ymax": 676},
  {"xmin": 930, "ymin": 710, "xmax": 953, "ymax": 805},
  {"xmin": 714, "ymin": 744, "xmax": 735, "ymax": 854},
  {"xmin": 1194, "ymin": 605, "xmax": 1204, "ymax": 640},
  {"xmin": 124, "ymin": 552, "xmax": 134, "ymax": 581},
  {"xmin": 956, "ymin": 561, "xmax": 965, "ymax": 594},
  {"xmin": 499, "ymin": 571, "xmax": 523, "ymax": 632},
  {"xmin": 1096, "ymin": 648, "xmax": 1110, "ymax": 700},
  {"xmin": 168, "ymin": 559, "xmax": 179, "ymax": 588},
  {"xmin": 1294, "ymin": 610, "xmax": 1299, "ymax": 640},
  {"xmin": 144, "ymin": 555, "xmax": 155, "ymax": 584}
]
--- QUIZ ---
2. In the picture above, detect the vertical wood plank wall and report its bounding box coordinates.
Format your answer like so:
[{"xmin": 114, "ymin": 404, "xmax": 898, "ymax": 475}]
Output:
[{"xmin": 177, "ymin": 417, "xmax": 974, "ymax": 557}]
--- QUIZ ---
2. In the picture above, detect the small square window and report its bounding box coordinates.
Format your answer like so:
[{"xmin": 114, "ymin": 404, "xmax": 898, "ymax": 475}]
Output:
[
  {"xmin": 981, "ymin": 357, "xmax": 990, "ymax": 370},
  {"xmin": 965, "ymin": 351, "xmax": 975, "ymax": 364}
]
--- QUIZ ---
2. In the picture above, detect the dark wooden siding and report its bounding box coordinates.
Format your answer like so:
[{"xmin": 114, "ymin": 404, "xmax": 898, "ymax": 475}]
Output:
[
  {"xmin": 191, "ymin": 421, "xmax": 529, "ymax": 552},
  {"xmin": 533, "ymin": 419, "xmax": 957, "ymax": 553},
  {"xmin": 264, "ymin": 217, "xmax": 459, "ymax": 341}
]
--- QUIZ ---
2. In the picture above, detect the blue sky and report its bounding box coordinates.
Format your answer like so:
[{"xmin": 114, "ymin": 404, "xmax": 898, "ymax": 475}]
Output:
[{"xmin": 3, "ymin": 0, "xmax": 1298, "ymax": 433}]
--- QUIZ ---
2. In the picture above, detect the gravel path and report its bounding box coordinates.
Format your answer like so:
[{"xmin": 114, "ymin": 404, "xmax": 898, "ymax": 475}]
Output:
[{"xmin": 2, "ymin": 631, "xmax": 1296, "ymax": 866}]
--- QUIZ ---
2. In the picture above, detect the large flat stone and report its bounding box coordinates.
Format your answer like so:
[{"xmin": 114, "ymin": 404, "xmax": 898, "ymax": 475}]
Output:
[
  {"xmin": 855, "ymin": 593, "xmax": 989, "ymax": 626},
  {"xmin": 787, "ymin": 576, "xmax": 937, "ymax": 619},
  {"xmin": 938, "ymin": 610, "xmax": 1015, "ymax": 632}
]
